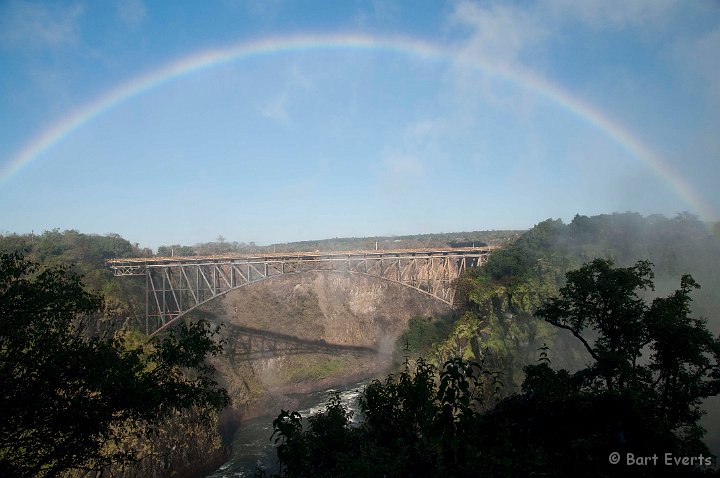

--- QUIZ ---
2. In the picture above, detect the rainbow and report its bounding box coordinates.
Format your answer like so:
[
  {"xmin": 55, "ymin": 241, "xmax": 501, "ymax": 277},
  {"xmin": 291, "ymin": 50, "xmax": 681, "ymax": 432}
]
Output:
[{"xmin": 1, "ymin": 33, "xmax": 715, "ymax": 220}]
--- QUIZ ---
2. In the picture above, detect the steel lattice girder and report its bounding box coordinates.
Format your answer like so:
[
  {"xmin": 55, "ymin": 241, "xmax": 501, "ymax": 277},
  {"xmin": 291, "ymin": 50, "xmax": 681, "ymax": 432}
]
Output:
[{"xmin": 108, "ymin": 249, "xmax": 491, "ymax": 335}]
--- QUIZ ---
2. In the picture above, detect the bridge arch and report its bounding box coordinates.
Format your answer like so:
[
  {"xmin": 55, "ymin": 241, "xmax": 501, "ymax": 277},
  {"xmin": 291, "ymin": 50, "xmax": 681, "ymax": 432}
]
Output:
[
  {"xmin": 149, "ymin": 269, "xmax": 454, "ymax": 337},
  {"xmin": 108, "ymin": 248, "xmax": 491, "ymax": 336}
]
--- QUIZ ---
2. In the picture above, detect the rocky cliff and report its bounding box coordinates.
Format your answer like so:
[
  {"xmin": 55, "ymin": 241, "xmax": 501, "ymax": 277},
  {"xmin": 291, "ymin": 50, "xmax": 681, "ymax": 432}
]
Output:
[{"xmin": 192, "ymin": 271, "xmax": 450, "ymax": 419}]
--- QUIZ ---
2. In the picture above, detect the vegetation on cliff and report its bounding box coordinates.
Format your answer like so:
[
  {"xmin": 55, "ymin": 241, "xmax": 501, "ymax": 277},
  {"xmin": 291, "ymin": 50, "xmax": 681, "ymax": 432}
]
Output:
[
  {"xmin": 267, "ymin": 259, "xmax": 720, "ymax": 477},
  {"xmin": 401, "ymin": 213, "xmax": 720, "ymax": 390},
  {"xmin": 0, "ymin": 230, "xmax": 150, "ymax": 327}
]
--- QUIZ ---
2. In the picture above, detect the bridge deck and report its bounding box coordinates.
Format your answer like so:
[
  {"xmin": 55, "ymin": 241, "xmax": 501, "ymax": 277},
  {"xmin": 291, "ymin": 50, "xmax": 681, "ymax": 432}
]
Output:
[
  {"xmin": 107, "ymin": 246, "xmax": 496, "ymax": 268},
  {"xmin": 108, "ymin": 247, "xmax": 495, "ymax": 335}
]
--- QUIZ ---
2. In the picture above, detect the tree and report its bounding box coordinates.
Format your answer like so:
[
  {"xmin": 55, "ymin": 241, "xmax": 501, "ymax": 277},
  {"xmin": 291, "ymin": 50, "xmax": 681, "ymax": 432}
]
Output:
[
  {"xmin": 535, "ymin": 259, "xmax": 654, "ymax": 392},
  {"xmin": 267, "ymin": 358, "xmax": 502, "ymax": 478},
  {"xmin": 463, "ymin": 260, "xmax": 719, "ymax": 477},
  {"xmin": 0, "ymin": 253, "xmax": 229, "ymax": 477},
  {"xmin": 267, "ymin": 259, "xmax": 720, "ymax": 477},
  {"xmin": 536, "ymin": 259, "xmax": 720, "ymax": 426},
  {"xmin": 645, "ymin": 275, "xmax": 720, "ymax": 430}
]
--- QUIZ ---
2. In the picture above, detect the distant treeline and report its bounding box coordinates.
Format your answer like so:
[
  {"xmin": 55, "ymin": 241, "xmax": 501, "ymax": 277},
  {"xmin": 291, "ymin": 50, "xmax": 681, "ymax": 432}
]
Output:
[{"xmin": 157, "ymin": 230, "xmax": 523, "ymax": 257}]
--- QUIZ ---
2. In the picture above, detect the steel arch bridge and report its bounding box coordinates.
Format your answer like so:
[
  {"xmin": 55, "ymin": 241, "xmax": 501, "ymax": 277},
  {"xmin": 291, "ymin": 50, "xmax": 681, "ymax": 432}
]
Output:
[{"xmin": 108, "ymin": 247, "xmax": 492, "ymax": 336}]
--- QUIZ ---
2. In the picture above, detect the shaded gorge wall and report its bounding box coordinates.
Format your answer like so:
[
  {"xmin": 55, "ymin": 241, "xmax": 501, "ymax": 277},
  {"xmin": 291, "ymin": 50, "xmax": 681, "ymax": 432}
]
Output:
[{"xmin": 192, "ymin": 271, "xmax": 451, "ymax": 418}]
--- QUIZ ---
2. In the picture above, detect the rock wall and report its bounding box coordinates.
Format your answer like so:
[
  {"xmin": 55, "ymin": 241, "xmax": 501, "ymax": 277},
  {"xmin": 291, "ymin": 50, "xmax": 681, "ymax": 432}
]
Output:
[{"xmin": 193, "ymin": 271, "xmax": 450, "ymax": 417}]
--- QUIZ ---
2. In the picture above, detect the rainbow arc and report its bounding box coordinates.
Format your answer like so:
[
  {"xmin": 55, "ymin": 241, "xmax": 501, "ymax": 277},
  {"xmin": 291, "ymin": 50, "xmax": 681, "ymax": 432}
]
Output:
[{"xmin": 1, "ymin": 33, "xmax": 715, "ymax": 221}]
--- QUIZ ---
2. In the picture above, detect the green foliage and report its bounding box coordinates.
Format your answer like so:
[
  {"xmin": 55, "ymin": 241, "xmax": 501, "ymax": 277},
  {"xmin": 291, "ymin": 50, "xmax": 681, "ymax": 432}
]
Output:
[
  {"xmin": 0, "ymin": 229, "xmax": 144, "ymax": 271},
  {"xmin": 647, "ymin": 276, "xmax": 720, "ymax": 425},
  {"xmin": 278, "ymin": 356, "xmax": 348, "ymax": 383},
  {"xmin": 271, "ymin": 392, "xmax": 356, "ymax": 477},
  {"xmin": 268, "ymin": 260, "xmax": 720, "ymax": 477},
  {"xmin": 536, "ymin": 259, "xmax": 720, "ymax": 431},
  {"xmin": 0, "ymin": 229, "xmax": 151, "ymax": 323},
  {"xmin": 483, "ymin": 218, "xmax": 566, "ymax": 284},
  {"xmin": 398, "ymin": 315, "xmax": 453, "ymax": 358},
  {"xmin": 531, "ymin": 260, "xmax": 720, "ymax": 469},
  {"xmin": 0, "ymin": 253, "xmax": 229, "ymax": 477},
  {"xmin": 422, "ymin": 212, "xmax": 720, "ymax": 389},
  {"xmin": 265, "ymin": 358, "xmax": 504, "ymax": 478},
  {"xmin": 536, "ymin": 259, "xmax": 654, "ymax": 388},
  {"xmin": 427, "ymin": 220, "xmax": 573, "ymax": 387}
]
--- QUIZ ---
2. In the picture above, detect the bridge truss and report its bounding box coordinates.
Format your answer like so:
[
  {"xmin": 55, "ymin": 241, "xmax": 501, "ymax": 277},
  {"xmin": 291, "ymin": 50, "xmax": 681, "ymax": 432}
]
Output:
[{"xmin": 108, "ymin": 248, "xmax": 491, "ymax": 336}]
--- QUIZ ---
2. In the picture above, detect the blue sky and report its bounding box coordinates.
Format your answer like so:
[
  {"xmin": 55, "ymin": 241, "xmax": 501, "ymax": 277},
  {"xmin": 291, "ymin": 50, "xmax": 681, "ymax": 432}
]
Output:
[{"xmin": 1, "ymin": 0, "xmax": 718, "ymax": 250}]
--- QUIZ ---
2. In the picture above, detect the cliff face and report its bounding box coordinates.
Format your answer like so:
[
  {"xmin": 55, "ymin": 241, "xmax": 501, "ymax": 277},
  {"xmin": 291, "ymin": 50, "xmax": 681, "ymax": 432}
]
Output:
[{"xmin": 194, "ymin": 271, "xmax": 450, "ymax": 417}]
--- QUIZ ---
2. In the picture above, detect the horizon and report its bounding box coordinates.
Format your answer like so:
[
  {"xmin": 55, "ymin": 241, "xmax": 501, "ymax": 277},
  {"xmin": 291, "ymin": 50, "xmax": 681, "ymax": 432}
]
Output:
[
  {"xmin": 3, "ymin": 223, "xmax": 527, "ymax": 251},
  {"xmin": 1, "ymin": 1, "xmax": 719, "ymax": 250},
  {"xmin": 3, "ymin": 209, "xmax": 715, "ymax": 254}
]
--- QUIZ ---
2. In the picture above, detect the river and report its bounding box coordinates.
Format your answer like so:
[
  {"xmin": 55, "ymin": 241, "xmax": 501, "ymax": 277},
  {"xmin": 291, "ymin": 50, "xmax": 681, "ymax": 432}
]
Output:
[{"xmin": 206, "ymin": 381, "xmax": 369, "ymax": 477}]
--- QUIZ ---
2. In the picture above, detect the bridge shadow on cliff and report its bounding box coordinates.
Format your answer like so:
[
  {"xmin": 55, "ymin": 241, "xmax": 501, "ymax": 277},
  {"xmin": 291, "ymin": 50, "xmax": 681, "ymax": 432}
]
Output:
[{"xmin": 223, "ymin": 324, "xmax": 377, "ymax": 361}]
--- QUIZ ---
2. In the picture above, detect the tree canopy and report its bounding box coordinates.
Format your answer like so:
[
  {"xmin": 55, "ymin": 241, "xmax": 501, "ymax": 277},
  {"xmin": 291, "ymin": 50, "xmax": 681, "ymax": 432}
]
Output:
[
  {"xmin": 0, "ymin": 252, "xmax": 229, "ymax": 477},
  {"xmin": 267, "ymin": 259, "xmax": 720, "ymax": 477},
  {"xmin": 537, "ymin": 259, "xmax": 720, "ymax": 435},
  {"xmin": 405, "ymin": 213, "xmax": 720, "ymax": 392}
]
